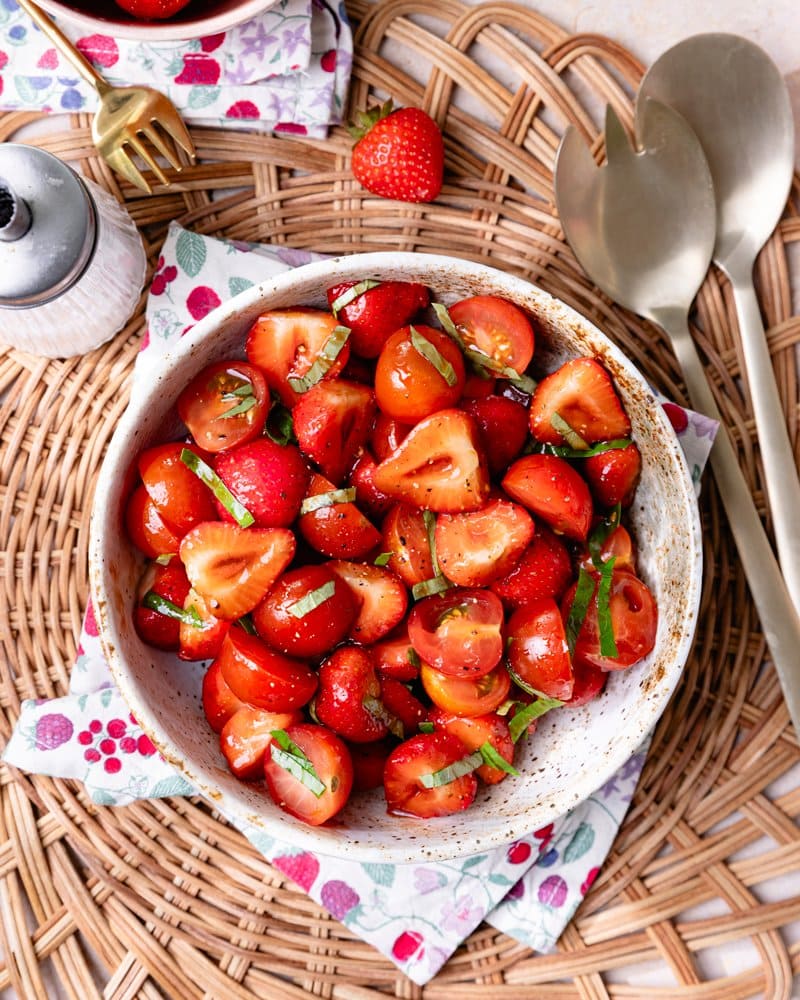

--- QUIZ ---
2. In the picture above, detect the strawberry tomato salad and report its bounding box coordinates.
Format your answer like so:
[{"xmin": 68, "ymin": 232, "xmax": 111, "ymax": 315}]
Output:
[{"xmin": 125, "ymin": 278, "xmax": 657, "ymax": 827}]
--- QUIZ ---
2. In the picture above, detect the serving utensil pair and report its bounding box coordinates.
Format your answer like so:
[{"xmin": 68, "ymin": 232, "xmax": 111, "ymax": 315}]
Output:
[
  {"xmin": 555, "ymin": 34, "xmax": 800, "ymax": 732},
  {"xmin": 17, "ymin": 0, "xmax": 195, "ymax": 193}
]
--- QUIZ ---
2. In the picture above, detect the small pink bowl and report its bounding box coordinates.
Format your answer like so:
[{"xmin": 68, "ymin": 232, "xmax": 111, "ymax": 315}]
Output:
[{"xmin": 39, "ymin": 0, "xmax": 277, "ymax": 41}]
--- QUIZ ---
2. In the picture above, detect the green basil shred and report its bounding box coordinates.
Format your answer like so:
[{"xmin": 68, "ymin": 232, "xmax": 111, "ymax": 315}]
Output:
[
  {"xmin": 508, "ymin": 697, "xmax": 564, "ymax": 743},
  {"xmin": 287, "ymin": 580, "xmax": 336, "ymax": 619},
  {"xmin": 142, "ymin": 591, "xmax": 202, "ymax": 627},
  {"xmin": 299, "ymin": 487, "xmax": 356, "ymax": 515},
  {"xmin": 330, "ymin": 279, "xmax": 381, "ymax": 315},
  {"xmin": 419, "ymin": 750, "xmax": 483, "ymax": 788},
  {"xmin": 564, "ymin": 566, "xmax": 596, "ymax": 656},
  {"xmin": 410, "ymin": 326, "xmax": 458, "ymax": 387},
  {"xmin": 179, "ymin": 448, "xmax": 254, "ymax": 528},
  {"xmin": 550, "ymin": 412, "xmax": 589, "ymax": 450},
  {"xmin": 270, "ymin": 729, "xmax": 326, "ymax": 797},
  {"xmin": 287, "ymin": 325, "xmax": 351, "ymax": 393},
  {"xmin": 596, "ymin": 556, "xmax": 619, "ymax": 657}
]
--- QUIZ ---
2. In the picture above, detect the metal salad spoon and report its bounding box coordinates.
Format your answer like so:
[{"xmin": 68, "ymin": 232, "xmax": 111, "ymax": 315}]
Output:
[
  {"xmin": 554, "ymin": 98, "xmax": 800, "ymax": 733},
  {"xmin": 639, "ymin": 33, "xmax": 800, "ymax": 613}
]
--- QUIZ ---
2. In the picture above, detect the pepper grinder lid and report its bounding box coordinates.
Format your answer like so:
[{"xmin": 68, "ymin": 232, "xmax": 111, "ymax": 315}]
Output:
[{"xmin": 0, "ymin": 143, "xmax": 96, "ymax": 309}]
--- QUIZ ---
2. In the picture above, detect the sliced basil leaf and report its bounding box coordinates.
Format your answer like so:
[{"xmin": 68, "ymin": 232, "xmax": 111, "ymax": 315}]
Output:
[
  {"xmin": 288, "ymin": 580, "xmax": 336, "ymax": 619},
  {"xmin": 180, "ymin": 448, "xmax": 255, "ymax": 528},
  {"xmin": 596, "ymin": 556, "xmax": 619, "ymax": 657},
  {"xmin": 410, "ymin": 326, "xmax": 457, "ymax": 387},
  {"xmin": 478, "ymin": 741, "xmax": 519, "ymax": 776},
  {"xmin": 265, "ymin": 399, "xmax": 295, "ymax": 446},
  {"xmin": 374, "ymin": 551, "xmax": 394, "ymax": 567},
  {"xmin": 565, "ymin": 566, "xmax": 596, "ymax": 656},
  {"xmin": 550, "ymin": 412, "xmax": 589, "ymax": 450},
  {"xmin": 495, "ymin": 698, "xmax": 519, "ymax": 717},
  {"xmin": 270, "ymin": 729, "xmax": 326, "ymax": 797},
  {"xmin": 299, "ymin": 487, "xmax": 357, "ymax": 515},
  {"xmin": 508, "ymin": 696, "xmax": 564, "ymax": 743},
  {"xmin": 155, "ymin": 553, "xmax": 175, "ymax": 566},
  {"xmin": 220, "ymin": 382, "xmax": 256, "ymax": 419},
  {"xmin": 236, "ymin": 613, "xmax": 257, "ymax": 635},
  {"xmin": 432, "ymin": 302, "xmax": 467, "ymax": 350},
  {"xmin": 287, "ymin": 325, "xmax": 351, "ymax": 393},
  {"xmin": 412, "ymin": 575, "xmax": 453, "ymax": 600},
  {"xmin": 407, "ymin": 648, "xmax": 421, "ymax": 669},
  {"xmin": 142, "ymin": 591, "xmax": 202, "ymax": 627},
  {"xmin": 418, "ymin": 721, "xmax": 435, "ymax": 734},
  {"xmin": 330, "ymin": 279, "xmax": 381, "ymax": 315},
  {"xmin": 422, "ymin": 509, "xmax": 440, "ymax": 577},
  {"xmin": 419, "ymin": 750, "xmax": 483, "ymax": 788},
  {"xmin": 531, "ymin": 438, "xmax": 632, "ymax": 460},
  {"xmin": 588, "ymin": 504, "xmax": 622, "ymax": 569}
]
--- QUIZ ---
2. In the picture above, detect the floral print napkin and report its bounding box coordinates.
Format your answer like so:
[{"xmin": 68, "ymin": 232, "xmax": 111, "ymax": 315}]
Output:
[
  {"xmin": 3, "ymin": 222, "xmax": 718, "ymax": 984},
  {"xmin": 0, "ymin": 0, "xmax": 351, "ymax": 134}
]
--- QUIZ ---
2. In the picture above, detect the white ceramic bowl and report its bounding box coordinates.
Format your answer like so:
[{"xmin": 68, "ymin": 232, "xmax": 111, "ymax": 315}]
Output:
[
  {"xmin": 89, "ymin": 252, "xmax": 702, "ymax": 863},
  {"xmin": 41, "ymin": 0, "xmax": 277, "ymax": 41}
]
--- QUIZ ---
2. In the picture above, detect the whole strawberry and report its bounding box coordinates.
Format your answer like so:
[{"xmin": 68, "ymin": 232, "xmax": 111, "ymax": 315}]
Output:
[{"xmin": 349, "ymin": 100, "xmax": 444, "ymax": 203}]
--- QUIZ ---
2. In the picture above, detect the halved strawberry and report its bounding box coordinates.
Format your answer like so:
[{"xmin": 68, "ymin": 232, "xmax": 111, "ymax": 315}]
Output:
[
  {"xmin": 372, "ymin": 409, "xmax": 490, "ymax": 513},
  {"xmin": 370, "ymin": 412, "xmax": 411, "ymax": 461},
  {"xmin": 292, "ymin": 378, "xmax": 376, "ymax": 485},
  {"xmin": 179, "ymin": 522, "xmax": 295, "ymax": 620},
  {"xmin": 327, "ymin": 280, "xmax": 430, "ymax": 358},
  {"xmin": 383, "ymin": 732, "xmax": 478, "ymax": 818},
  {"xmin": 216, "ymin": 630, "xmax": 318, "ymax": 711},
  {"xmin": 490, "ymin": 525, "xmax": 573, "ymax": 609},
  {"xmin": 582, "ymin": 442, "xmax": 642, "ymax": 508},
  {"xmin": 327, "ymin": 559, "xmax": 408, "ymax": 644},
  {"xmin": 435, "ymin": 497, "xmax": 534, "ymax": 587},
  {"xmin": 314, "ymin": 646, "xmax": 388, "ymax": 743},
  {"xmin": 220, "ymin": 706, "xmax": 304, "ymax": 780},
  {"xmin": 213, "ymin": 438, "xmax": 310, "ymax": 529},
  {"xmin": 298, "ymin": 472, "xmax": 382, "ymax": 558},
  {"xmin": 179, "ymin": 588, "xmax": 230, "ymax": 661},
  {"xmin": 502, "ymin": 454, "xmax": 593, "ymax": 541},
  {"xmin": 380, "ymin": 502, "xmax": 434, "ymax": 588},
  {"xmin": 133, "ymin": 559, "xmax": 191, "ymax": 651},
  {"xmin": 348, "ymin": 452, "xmax": 394, "ymax": 519},
  {"xmin": 371, "ymin": 625, "xmax": 420, "ymax": 682},
  {"xmin": 202, "ymin": 659, "xmax": 247, "ymax": 733},
  {"xmin": 461, "ymin": 396, "xmax": 529, "ymax": 475},
  {"xmin": 489, "ymin": 524, "xmax": 572, "ymax": 610},
  {"xmin": 379, "ymin": 676, "xmax": 427, "ymax": 736},
  {"xmin": 528, "ymin": 357, "xmax": 630, "ymax": 445},
  {"xmin": 245, "ymin": 308, "xmax": 350, "ymax": 408}
]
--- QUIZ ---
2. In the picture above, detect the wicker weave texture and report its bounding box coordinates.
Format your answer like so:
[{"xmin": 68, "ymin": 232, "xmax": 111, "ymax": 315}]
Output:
[{"xmin": 1, "ymin": 1, "xmax": 800, "ymax": 997}]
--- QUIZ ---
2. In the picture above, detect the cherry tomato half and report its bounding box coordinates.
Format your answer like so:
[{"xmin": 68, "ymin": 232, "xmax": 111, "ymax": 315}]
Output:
[
  {"xmin": 566, "ymin": 571, "xmax": 658, "ymax": 672},
  {"xmin": 408, "ymin": 588, "xmax": 505, "ymax": 677},
  {"xmin": 177, "ymin": 360, "xmax": 269, "ymax": 453},
  {"xmin": 448, "ymin": 295, "xmax": 535, "ymax": 377},
  {"xmin": 420, "ymin": 661, "xmax": 511, "ymax": 717}
]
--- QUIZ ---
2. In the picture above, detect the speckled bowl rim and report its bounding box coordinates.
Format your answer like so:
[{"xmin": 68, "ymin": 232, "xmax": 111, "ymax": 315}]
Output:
[{"xmin": 89, "ymin": 251, "xmax": 703, "ymax": 863}]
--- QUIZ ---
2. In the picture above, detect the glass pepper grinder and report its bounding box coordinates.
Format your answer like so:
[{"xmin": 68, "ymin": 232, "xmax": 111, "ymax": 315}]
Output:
[{"xmin": 0, "ymin": 143, "xmax": 146, "ymax": 358}]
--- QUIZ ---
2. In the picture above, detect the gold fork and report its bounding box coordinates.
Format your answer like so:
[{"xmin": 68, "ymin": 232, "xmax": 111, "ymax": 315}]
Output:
[{"xmin": 16, "ymin": 0, "xmax": 196, "ymax": 193}]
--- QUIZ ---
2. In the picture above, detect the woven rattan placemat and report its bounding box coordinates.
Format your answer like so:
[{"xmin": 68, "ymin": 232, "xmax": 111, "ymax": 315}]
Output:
[{"xmin": 2, "ymin": 1, "xmax": 800, "ymax": 996}]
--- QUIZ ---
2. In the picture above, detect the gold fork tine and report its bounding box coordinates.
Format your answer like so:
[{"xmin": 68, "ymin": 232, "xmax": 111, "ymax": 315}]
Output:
[
  {"xmin": 103, "ymin": 145, "xmax": 152, "ymax": 195},
  {"xmin": 124, "ymin": 132, "xmax": 170, "ymax": 188},
  {"xmin": 154, "ymin": 103, "xmax": 197, "ymax": 161},
  {"xmin": 14, "ymin": 0, "xmax": 196, "ymax": 195},
  {"xmin": 140, "ymin": 122, "xmax": 183, "ymax": 174}
]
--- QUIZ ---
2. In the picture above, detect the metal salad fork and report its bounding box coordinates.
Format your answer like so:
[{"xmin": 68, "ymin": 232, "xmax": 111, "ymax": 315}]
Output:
[
  {"xmin": 16, "ymin": 0, "xmax": 196, "ymax": 193},
  {"xmin": 554, "ymin": 98, "xmax": 800, "ymax": 734}
]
